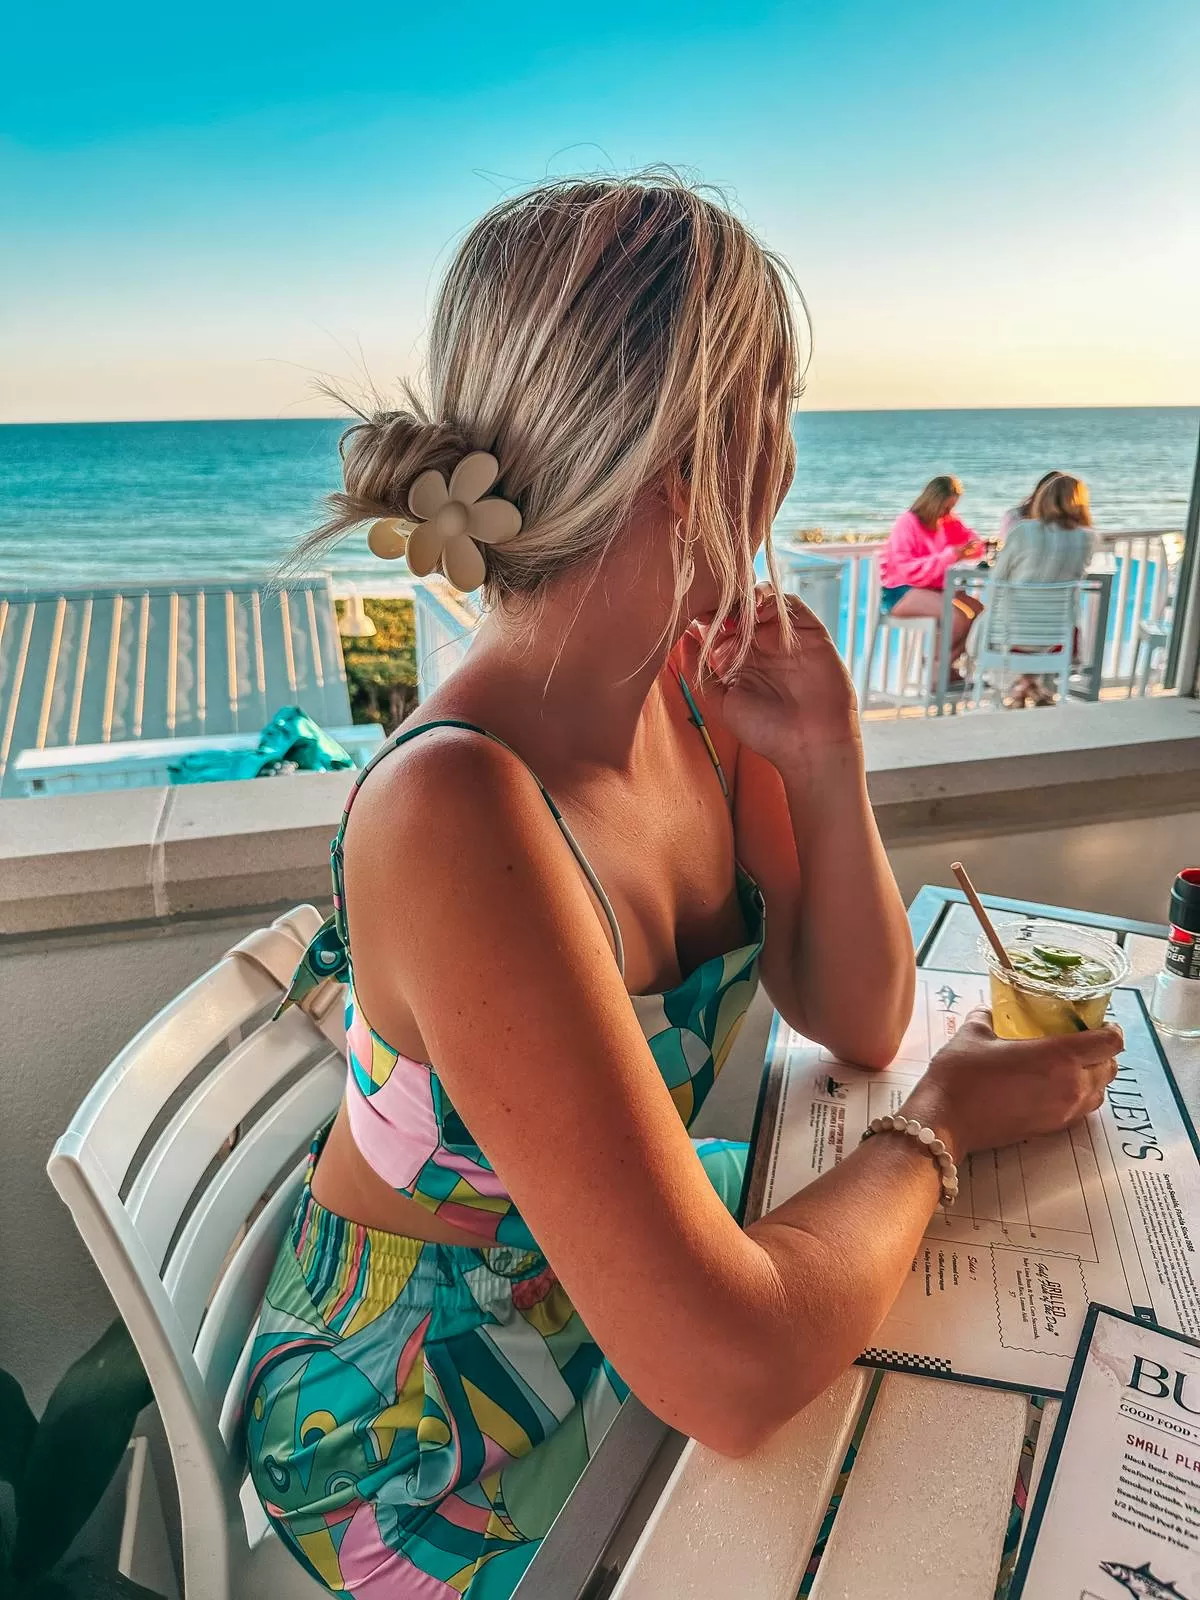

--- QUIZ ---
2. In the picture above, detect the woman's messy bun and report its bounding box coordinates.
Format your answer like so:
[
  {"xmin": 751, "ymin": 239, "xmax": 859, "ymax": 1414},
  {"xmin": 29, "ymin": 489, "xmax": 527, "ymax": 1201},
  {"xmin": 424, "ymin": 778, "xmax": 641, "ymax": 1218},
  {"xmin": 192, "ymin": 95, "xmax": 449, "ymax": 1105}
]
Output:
[
  {"xmin": 308, "ymin": 407, "xmax": 470, "ymax": 546},
  {"xmin": 300, "ymin": 171, "xmax": 805, "ymax": 659}
]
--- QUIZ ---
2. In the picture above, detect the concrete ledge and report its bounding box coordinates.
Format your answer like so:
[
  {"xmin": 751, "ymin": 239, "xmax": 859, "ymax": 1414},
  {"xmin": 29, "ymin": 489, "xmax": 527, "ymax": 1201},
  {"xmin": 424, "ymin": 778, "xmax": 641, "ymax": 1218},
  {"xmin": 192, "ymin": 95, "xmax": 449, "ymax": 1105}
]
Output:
[
  {"xmin": 0, "ymin": 772, "xmax": 351, "ymax": 937},
  {"xmin": 158, "ymin": 771, "xmax": 350, "ymax": 918},
  {"xmin": 864, "ymin": 696, "xmax": 1200, "ymax": 837},
  {"xmin": 1, "ymin": 786, "xmax": 169, "ymax": 931},
  {"xmin": 1, "ymin": 699, "xmax": 1197, "ymax": 939}
]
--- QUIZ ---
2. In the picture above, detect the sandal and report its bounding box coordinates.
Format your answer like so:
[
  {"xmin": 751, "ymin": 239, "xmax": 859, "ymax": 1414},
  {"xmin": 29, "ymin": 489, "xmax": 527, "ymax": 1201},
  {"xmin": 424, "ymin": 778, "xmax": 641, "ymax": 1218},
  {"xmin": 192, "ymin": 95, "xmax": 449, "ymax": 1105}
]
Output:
[{"xmin": 1003, "ymin": 675, "xmax": 1037, "ymax": 709}]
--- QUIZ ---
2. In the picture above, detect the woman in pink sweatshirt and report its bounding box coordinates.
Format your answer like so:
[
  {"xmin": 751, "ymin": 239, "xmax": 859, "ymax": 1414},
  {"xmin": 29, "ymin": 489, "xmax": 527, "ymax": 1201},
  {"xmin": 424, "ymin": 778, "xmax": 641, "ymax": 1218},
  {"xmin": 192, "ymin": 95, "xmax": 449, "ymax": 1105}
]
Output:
[{"xmin": 878, "ymin": 474, "xmax": 983, "ymax": 679}]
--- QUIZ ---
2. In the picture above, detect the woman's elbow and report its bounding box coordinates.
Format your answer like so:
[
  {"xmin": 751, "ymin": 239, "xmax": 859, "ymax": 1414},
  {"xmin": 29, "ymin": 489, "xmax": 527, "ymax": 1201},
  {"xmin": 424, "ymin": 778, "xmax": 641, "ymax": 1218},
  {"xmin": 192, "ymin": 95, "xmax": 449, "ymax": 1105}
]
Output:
[
  {"xmin": 778, "ymin": 974, "xmax": 913, "ymax": 1071},
  {"xmin": 692, "ymin": 1410, "xmax": 780, "ymax": 1459},
  {"xmin": 666, "ymin": 1345, "xmax": 828, "ymax": 1458},
  {"xmin": 812, "ymin": 1017, "xmax": 906, "ymax": 1072},
  {"xmin": 774, "ymin": 998, "xmax": 901, "ymax": 1071},
  {"xmin": 854, "ymin": 1048, "xmax": 898, "ymax": 1074},
  {"xmin": 852, "ymin": 973, "xmax": 916, "ymax": 1070},
  {"xmin": 853, "ymin": 1022, "xmax": 907, "ymax": 1071},
  {"xmin": 630, "ymin": 1254, "xmax": 854, "ymax": 1455},
  {"xmin": 685, "ymin": 1368, "xmax": 839, "ymax": 1458},
  {"xmin": 678, "ymin": 1387, "xmax": 786, "ymax": 1458}
]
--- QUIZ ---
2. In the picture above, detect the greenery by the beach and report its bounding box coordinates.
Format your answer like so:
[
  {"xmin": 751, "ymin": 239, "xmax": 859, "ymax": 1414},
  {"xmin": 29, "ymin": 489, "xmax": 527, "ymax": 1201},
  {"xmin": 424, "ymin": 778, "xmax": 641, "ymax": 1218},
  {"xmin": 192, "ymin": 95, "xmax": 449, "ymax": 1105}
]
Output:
[{"xmin": 337, "ymin": 596, "xmax": 419, "ymax": 732}]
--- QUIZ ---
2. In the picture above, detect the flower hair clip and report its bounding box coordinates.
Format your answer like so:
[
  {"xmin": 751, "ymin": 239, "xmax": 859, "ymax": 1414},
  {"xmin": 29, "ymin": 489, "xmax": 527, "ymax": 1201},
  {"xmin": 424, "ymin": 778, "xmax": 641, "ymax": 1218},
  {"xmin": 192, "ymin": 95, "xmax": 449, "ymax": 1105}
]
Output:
[{"xmin": 368, "ymin": 451, "xmax": 522, "ymax": 593}]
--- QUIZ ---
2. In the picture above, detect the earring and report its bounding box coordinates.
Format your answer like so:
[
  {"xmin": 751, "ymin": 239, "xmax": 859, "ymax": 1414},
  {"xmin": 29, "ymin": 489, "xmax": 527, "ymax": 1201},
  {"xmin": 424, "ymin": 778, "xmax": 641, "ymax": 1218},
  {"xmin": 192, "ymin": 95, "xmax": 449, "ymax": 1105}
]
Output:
[{"xmin": 673, "ymin": 520, "xmax": 695, "ymax": 588}]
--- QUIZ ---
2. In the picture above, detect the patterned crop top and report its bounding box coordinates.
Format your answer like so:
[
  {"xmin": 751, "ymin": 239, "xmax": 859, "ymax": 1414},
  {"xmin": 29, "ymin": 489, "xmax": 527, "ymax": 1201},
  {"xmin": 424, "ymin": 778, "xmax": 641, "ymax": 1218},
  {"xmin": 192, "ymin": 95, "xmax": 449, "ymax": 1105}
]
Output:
[{"xmin": 279, "ymin": 670, "xmax": 764, "ymax": 1253}]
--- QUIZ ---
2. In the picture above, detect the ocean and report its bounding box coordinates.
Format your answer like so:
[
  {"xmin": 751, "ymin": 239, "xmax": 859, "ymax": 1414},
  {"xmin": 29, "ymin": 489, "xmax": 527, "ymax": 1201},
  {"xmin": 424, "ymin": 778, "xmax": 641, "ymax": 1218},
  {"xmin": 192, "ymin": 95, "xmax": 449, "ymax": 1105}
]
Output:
[{"xmin": 0, "ymin": 408, "xmax": 1195, "ymax": 591}]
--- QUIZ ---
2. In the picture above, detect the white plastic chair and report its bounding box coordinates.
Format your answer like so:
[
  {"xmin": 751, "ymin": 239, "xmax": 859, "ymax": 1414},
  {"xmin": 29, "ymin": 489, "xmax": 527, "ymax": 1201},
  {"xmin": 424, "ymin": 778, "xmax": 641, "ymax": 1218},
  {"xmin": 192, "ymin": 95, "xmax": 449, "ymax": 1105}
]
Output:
[
  {"xmin": 860, "ymin": 613, "xmax": 939, "ymax": 714},
  {"xmin": 47, "ymin": 906, "xmax": 345, "ymax": 1600},
  {"xmin": 966, "ymin": 578, "xmax": 1081, "ymax": 705},
  {"xmin": 773, "ymin": 550, "xmax": 847, "ymax": 642},
  {"xmin": 1126, "ymin": 537, "xmax": 1173, "ymax": 696},
  {"xmin": 1132, "ymin": 616, "xmax": 1171, "ymax": 695}
]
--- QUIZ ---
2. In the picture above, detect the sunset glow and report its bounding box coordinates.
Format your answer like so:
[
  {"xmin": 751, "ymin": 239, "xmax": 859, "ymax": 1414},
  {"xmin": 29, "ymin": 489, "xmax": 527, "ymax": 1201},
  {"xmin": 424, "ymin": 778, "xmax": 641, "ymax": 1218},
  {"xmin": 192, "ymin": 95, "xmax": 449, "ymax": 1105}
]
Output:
[{"xmin": 3, "ymin": 0, "xmax": 1197, "ymax": 422}]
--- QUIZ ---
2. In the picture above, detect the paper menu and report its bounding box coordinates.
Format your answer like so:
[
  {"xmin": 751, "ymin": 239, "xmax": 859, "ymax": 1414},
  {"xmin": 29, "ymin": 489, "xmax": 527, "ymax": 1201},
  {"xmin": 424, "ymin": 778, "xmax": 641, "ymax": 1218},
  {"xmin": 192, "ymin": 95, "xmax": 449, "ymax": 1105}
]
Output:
[
  {"xmin": 759, "ymin": 972, "xmax": 1200, "ymax": 1393},
  {"xmin": 1012, "ymin": 1305, "xmax": 1200, "ymax": 1600}
]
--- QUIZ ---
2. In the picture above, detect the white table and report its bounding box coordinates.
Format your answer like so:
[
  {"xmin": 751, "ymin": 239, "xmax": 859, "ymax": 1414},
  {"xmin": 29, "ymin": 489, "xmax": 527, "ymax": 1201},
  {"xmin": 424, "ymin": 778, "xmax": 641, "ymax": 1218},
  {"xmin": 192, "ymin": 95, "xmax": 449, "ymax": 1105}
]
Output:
[{"xmin": 516, "ymin": 887, "xmax": 1198, "ymax": 1600}]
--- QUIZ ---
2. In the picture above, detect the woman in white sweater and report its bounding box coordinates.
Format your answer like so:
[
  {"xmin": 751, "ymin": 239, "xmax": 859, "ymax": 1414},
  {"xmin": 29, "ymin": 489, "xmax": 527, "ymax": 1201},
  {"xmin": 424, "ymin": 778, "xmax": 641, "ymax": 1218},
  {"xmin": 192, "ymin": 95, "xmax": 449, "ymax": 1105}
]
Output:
[
  {"xmin": 989, "ymin": 473, "xmax": 1095, "ymax": 706},
  {"xmin": 996, "ymin": 470, "xmax": 1062, "ymax": 543}
]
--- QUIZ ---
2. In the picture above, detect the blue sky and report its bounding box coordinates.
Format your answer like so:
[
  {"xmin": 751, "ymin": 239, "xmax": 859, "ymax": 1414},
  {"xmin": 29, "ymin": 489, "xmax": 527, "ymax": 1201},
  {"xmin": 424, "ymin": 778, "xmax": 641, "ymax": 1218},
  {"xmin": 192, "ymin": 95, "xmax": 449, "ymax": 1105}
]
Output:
[{"xmin": 2, "ymin": 0, "xmax": 1197, "ymax": 420}]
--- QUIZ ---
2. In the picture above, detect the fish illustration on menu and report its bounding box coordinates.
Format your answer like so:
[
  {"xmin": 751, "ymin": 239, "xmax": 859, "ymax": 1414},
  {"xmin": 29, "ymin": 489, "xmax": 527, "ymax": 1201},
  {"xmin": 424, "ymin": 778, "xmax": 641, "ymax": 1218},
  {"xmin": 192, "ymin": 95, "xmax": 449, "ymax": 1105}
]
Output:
[{"xmin": 1100, "ymin": 1560, "xmax": 1191, "ymax": 1600}]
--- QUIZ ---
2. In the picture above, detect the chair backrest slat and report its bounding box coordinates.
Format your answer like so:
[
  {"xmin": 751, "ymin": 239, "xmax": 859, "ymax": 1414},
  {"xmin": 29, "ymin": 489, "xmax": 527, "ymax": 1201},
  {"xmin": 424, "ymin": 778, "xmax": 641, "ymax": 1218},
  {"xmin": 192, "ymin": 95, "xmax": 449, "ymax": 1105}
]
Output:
[
  {"xmin": 66, "ymin": 908, "xmax": 322, "ymax": 1191},
  {"xmin": 73, "ymin": 959, "xmax": 283, "ymax": 1193},
  {"xmin": 125, "ymin": 1006, "xmax": 335, "ymax": 1268},
  {"xmin": 1146, "ymin": 535, "xmax": 1171, "ymax": 623},
  {"xmin": 162, "ymin": 1061, "xmax": 343, "ymax": 1346},
  {"xmin": 980, "ymin": 579, "xmax": 1080, "ymax": 653},
  {"xmin": 196, "ymin": 1155, "xmax": 309, "ymax": 1416}
]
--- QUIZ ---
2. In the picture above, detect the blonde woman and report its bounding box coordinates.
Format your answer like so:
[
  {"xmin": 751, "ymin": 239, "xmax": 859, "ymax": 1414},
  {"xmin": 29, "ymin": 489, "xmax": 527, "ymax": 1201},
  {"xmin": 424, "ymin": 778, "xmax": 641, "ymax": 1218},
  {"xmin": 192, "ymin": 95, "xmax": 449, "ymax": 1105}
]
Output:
[
  {"xmin": 244, "ymin": 178, "xmax": 1121, "ymax": 1599},
  {"xmin": 878, "ymin": 475, "xmax": 985, "ymax": 682},
  {"xmin": 989, "ymin": 472, "xmax": 1096, "ymax": 707},
  {"xmin": 997, "ymin": 470, "xmax": 1062, "ymax": 543}
]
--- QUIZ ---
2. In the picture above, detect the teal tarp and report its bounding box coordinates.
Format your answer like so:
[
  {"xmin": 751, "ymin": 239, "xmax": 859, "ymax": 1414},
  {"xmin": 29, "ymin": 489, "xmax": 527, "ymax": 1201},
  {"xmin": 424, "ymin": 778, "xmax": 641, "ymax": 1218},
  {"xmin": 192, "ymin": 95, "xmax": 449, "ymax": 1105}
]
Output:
[{"xmin": 168, "ymin": 706, "xmax": 356, "ymax": 785}]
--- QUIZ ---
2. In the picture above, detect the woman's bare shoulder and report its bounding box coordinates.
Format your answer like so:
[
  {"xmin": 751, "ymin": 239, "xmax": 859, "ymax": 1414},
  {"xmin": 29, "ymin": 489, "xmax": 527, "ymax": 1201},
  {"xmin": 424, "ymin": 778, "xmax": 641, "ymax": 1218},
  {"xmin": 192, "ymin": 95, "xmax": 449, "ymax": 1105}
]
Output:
[{"xmin": 343, "ymin": 722, "xmax": 561, "ymax": 897}]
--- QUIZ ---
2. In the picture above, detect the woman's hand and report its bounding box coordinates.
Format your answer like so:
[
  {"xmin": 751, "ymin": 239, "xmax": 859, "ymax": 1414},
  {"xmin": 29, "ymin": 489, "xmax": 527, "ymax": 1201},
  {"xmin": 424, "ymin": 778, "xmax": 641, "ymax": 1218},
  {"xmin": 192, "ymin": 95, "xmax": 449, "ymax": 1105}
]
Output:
[
  {"xmin": 901, "ymin": 1008, "xmax": 1124, "ymax": 1160},
  {"xmin": 687, "ymin": 588, "xmax": 859, "ymax": 767}
]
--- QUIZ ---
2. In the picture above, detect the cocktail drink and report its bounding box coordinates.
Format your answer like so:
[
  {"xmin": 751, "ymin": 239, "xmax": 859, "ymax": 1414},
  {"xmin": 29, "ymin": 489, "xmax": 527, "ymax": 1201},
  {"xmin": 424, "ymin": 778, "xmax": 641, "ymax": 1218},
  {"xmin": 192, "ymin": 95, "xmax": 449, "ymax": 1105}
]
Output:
[{"xmin": 982, "ymin": 921, "xmax": 1128, "ymax": 1039}]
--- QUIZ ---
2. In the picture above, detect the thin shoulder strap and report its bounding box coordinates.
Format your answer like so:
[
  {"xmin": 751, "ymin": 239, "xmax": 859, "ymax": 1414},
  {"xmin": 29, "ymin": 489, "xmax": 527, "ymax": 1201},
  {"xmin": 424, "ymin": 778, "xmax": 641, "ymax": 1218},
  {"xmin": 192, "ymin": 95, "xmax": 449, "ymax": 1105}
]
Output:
[
  {"xmin": 338, "ymin": 718, "xmax": 626, "ymax": 976},
  {"xmin": 671, "ymin": 668, "xmax": 731, "ymax": 801}
]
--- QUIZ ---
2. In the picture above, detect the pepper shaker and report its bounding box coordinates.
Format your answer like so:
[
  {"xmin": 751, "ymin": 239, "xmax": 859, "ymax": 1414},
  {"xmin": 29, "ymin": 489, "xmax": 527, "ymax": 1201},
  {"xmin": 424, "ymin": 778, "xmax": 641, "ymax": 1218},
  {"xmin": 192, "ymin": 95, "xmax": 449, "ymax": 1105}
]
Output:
[{"xmin": 1150, "ymin": 869, "xmax": 1200, "ymax": 1038}]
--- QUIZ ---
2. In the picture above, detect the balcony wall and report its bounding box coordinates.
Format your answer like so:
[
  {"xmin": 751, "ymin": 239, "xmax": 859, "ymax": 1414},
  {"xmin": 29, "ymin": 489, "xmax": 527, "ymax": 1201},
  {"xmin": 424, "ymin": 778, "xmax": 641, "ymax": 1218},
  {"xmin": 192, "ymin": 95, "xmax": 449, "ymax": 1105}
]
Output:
[{"xmin": 1, "ymin": 696, "xmax": 1197, "ymax": 1415}]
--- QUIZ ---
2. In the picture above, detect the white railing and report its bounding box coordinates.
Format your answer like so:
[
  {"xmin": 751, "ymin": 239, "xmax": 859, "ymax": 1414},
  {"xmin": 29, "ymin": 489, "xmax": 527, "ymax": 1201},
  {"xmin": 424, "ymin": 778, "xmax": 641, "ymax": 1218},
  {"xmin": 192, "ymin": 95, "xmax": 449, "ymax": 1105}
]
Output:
[
  {"xmin": 1092, "ymin": 530, "xmax": 1178, "ymax": 686},
  {"xmin": 405, "ymin": 528, "xmax": 1182, "ymax": 708},
  {"xmin": 774, "ymin": 541, "xmax": 882, "ymax": 691},
  {"xmin": 777, "ymin": 530, "xmax": 1181, "ymax": 701},
  {"xmin": 411, "ymin": 580, "xmax": 479, "ymax": 700}
]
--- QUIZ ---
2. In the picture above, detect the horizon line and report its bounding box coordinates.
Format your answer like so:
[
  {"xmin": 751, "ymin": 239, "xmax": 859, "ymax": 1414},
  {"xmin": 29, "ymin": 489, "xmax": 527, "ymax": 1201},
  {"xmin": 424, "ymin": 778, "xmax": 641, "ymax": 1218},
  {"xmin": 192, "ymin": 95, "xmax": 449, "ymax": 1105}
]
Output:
[{"xmin": 3, "ymin": 401, "xmax": 1199, "ymax": 427}]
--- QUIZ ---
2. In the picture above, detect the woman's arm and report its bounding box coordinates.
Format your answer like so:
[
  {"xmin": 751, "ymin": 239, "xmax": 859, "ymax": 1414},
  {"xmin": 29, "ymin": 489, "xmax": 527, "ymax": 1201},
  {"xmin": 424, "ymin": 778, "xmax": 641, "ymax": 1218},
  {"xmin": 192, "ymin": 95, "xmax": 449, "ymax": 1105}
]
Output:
[
  {"xmin": 690, "ymin": 601, "xmax": 912, "ymax": 1066},
  {"xmin": 941, "ymin": 515, "xmax": 978, "ymax": 547},
  {"xmin": 345, "ymin": 730, "xmax": 1122, "ymax": 1457},
  {"xmin": 734, "ymin": 738, "xmax": 914, "ymax": 1068}
]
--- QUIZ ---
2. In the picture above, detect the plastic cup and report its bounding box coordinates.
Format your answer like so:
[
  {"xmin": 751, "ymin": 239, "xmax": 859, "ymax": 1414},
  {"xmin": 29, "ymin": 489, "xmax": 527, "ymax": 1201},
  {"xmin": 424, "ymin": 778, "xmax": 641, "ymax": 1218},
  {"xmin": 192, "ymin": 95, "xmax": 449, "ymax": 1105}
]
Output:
[{"xmin": 981, "ymin": 921, "xmax": 1128, "ymax": 1039}]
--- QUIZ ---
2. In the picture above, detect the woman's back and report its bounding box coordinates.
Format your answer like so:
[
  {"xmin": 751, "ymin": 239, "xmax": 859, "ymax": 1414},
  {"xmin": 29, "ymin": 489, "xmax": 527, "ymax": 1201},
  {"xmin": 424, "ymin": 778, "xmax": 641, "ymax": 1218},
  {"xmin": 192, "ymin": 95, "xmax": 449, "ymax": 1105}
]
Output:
[{"xmin": 992, "ymin": 518, "xmax": 1094, "ymax": 585}]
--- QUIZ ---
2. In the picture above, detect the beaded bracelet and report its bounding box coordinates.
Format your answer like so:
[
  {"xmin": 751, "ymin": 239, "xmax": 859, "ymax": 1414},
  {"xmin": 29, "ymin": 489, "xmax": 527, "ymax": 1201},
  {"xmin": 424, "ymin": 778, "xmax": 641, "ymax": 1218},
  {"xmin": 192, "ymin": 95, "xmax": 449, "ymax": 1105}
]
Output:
[{"xmin": 860, "ymin": 1115, "xmax": 960, "ymax": 1207}]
